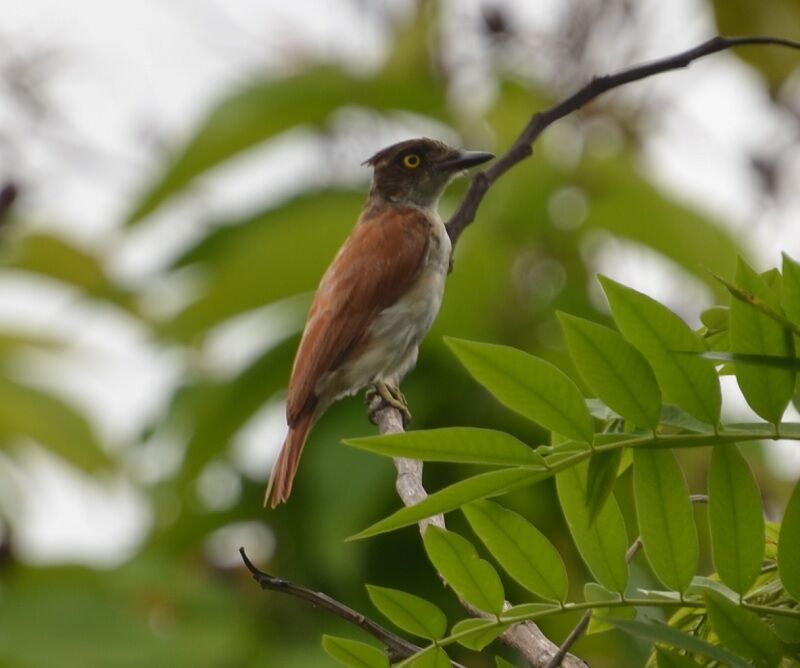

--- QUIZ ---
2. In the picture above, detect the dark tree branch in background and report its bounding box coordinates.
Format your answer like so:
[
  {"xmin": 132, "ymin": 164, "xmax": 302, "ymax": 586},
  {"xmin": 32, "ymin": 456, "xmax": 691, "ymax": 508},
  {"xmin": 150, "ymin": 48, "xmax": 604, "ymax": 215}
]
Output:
[
  {"xmin": 445, "ymin": 35, "xmax": 800, "ymax": 248},
  {"xmin": 238, "ymin": 547, "xmax": 469, "ymax": 667}
]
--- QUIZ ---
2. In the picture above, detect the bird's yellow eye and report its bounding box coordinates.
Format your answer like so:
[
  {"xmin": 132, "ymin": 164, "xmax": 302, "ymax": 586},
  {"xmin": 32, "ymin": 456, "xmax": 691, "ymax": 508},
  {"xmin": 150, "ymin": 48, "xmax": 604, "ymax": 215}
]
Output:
[{"xmin": 402, "ymin": 153, "xmax": 421, "ymax": 169}]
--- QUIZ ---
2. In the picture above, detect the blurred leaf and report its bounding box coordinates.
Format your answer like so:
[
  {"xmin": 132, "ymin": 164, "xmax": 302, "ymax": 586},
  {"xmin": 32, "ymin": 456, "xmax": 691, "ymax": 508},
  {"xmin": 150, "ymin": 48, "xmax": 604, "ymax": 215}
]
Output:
[
  {"xmin": 344, "ymin": 428, "xmax": 546, "ymax": 467},
  {"xmin": 450, "ymin": 618, "xmax": 508, "ymax": 650},
  {"xmin": 366, "ymin": 586, "xmax": 446, "ymax": 640},
  {"xmin": 585, "ymin": 449, "xmax": 623, "ymax": 525},
  {"xmin": 0, "ymin": 329, "xmax": 64, "ymax": 355},
  {"xmin": 701, "ymin": 306, "xmax": 730, "ymax": 333},
  {"xmin": 404, "ymin": 646, "xmax": 450, "ymax": 668},
  {"xmin": 730, "ymin": 258, "xmax": 795, "ymax": 424},
  {"xmin": 600, "ymin": 277, "xmax": 721, "ymax": 426},
  {"xmin": 496, "ymin": 659, "xmax": 516, "ymax": 668},
  {"xmin": 5, "ymin": 233, "xmax": 137, "ymax": 312},
  {"xmin": 584, "ymin": 157, "xmax": 740, "ymax": 298},
  {"xmin": 708, "ymin": 444, "xmax": 765, "ymax": 595},
  {"xmin": 322, "ymin": 635, "xmax": 389, "ymax": 668},
  {"xmin": 422, "ymin": 526, "xmax": 505, "ymax": 616},
  {"xmin": 127, "ymin": 63, "xmax": 447, "ymax": 223},
  {"xmin": 605, "ymin": 617, "xmax": 750, "ymax": 668},
  {"xmin": 350, "ymin": 467, "xmax": 549, "ymax": 540},
  {"xmin": 558, "ymin": 312, "xmax": 661, "ymax": 430},
  {"xmin": 712, "ymin": 0, "xmax": 800, "ymax": 91},
  {"xmin": 703, "ymin": 590, "xmax": 783, "ymax": 668},
  {"xmin": 556, "ymin": 461, "xmax": 628, "ymax": 593},
  {"xmin": 166, "ymin": 191, "xmax": 361, "ymax": 339},
  {"xmin": 633, "ymin": 449, "xmax": 698, "ymax": 592},
  {"xmin": 463, "ymin": 499, "xmax": 568, "ymax": 602},
  {"xmin": 0, "ymin": 375, "xmax": 110, "ymax": 472},
  {"xmin": 180, "ymin": 337, "xmax": 296, "ymax": 481},
  {"xmin": 778, "ymin": 479, "xmax": 800, "ymax": 601},
  {"xmin": 655, "ymin": 647, "xmax": 706, "ymax": 668},
  {"xmin": 446, "ymin": 337, "xmax": 594, "ymax": 443}
]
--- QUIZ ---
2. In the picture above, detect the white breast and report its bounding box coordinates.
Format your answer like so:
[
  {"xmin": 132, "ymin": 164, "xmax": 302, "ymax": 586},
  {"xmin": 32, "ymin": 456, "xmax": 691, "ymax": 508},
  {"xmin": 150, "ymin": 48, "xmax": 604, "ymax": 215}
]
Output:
[{"xmin": 336, "ymin": 212, "xmax": 451, "ymax": 391}]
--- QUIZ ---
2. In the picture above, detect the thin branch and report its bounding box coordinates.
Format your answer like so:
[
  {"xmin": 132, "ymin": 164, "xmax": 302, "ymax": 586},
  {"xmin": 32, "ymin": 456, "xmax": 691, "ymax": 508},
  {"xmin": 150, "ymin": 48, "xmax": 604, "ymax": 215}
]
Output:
[
  {"xmin": 239, "ymin": 547, "xmax": 469, "ymax": 667},
  {"xmin": 445, "ymin": 34, "xmax": 800, "ymax": 247},
  {"xmin": 368, "ymin": 397, "xmax": 589, "ymax": 668}
]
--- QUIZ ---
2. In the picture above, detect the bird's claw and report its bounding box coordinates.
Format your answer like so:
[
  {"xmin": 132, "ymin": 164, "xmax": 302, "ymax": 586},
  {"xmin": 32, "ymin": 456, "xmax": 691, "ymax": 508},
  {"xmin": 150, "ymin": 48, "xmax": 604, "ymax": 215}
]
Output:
[{"xmin": 366, "ymin": 381, "xmax": 412, "ymax": 428}]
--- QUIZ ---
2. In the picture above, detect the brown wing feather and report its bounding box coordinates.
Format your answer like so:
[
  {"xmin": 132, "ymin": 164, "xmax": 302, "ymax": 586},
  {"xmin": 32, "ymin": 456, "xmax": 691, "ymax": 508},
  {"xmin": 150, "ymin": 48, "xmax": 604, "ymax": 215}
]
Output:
[{"xmin": 286, "ymin": 206, "xmax": 430, "ymax": 425}]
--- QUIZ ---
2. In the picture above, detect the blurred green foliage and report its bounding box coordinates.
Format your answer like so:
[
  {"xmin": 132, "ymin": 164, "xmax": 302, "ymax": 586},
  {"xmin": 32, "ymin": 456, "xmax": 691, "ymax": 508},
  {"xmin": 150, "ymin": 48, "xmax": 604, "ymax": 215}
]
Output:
[{"xmin": 0, "ymin": 2, "xmax": 798, "ymax": 667}]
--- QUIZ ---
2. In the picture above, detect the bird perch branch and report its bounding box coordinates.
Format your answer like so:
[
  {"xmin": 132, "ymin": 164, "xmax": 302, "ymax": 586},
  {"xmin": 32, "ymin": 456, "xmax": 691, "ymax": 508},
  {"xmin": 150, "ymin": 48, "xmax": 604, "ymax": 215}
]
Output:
[{"xmin": 376, "ymin": 34, "xmax": 800, "ymax": 668}]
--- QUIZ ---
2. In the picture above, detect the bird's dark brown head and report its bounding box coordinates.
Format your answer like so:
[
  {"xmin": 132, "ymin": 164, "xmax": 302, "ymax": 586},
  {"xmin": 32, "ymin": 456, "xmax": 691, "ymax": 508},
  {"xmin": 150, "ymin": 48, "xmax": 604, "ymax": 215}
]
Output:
[{"xmin": 364, "ymin": 138, "xmax": 493, "ymax": 209}]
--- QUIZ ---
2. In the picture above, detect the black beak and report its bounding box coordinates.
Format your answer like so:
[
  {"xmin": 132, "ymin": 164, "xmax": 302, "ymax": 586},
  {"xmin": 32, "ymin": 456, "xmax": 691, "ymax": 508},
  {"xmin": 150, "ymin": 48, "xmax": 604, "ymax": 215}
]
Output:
[{"xmin": 438, "ymin": 150, "xmax": 495, "ymax": 172}]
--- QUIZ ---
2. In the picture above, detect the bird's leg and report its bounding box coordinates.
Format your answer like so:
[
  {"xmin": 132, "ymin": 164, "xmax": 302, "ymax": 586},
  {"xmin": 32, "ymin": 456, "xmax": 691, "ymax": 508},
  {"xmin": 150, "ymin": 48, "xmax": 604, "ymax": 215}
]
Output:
[{"xmin": 366, "ymin": 381, "xmax": 412, "ymax": 428}]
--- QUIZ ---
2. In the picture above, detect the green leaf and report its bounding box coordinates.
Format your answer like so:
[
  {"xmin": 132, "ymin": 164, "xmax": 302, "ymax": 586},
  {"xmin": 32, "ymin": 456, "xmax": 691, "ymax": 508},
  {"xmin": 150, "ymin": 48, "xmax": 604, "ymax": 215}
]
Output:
[
  {"xmin": 600, "ymin": 277, "xmax": 721, "ymax": 426},
  {"xmin": 344, "ymin": 428, "xmax": 546, "ymax": 467},
  {"xmin": 0, "ymin": 376, "xmax": 110, "ymax": 472},
  {"xmin": 422, "ymin": 526, "xmax": 505, "ymax": 616},
  {"xmin": 404, "ymin": 646, "xmax": 450, "ymax": 668},
  {"xmin": 321, "ymin": 635, "xmax": 389, "ymax": 668},
  {"xmin": 585, "ymin": 449, "xmax": 623, "ymax": 525},
  {"xmin": 365, "ymin": 586, "xmax": 446, "ymax": 640},
  {"xmin": 781, "ymin": 253, "xmax": 800, "ymax": 326},
  {"xmin": 463, "ymin": 499, "xmax": 568, "ymax": 602},
  {"xmin": 446, "ymin": 338, "xmax": 594, "ymax": 443},
  {"xmin": 496, "ymin": 658, "xmax": 517, "ymax": 668},
  {"xmin": 655, "ymin": 647, "xmax": 706, "ymax": 668},
  {"xmin": 704, "ymin": 589, "xmax": 783, "ymax": 668},
  {"xmin": 708, "ymin": 445, "xmax": 765, "ymax": 594},
  {"xmin": 633, "ymin": 449, "xmax": 698, "ymax": 592},
  {"xmin": 605, "ymin": 617, "xmax": 750, "ymax": 668},
  {"xmin": 556, "ymin": 461, "xmax": 628, "ymax": 592},
  {"xmin": 583, "ymin": 582, "xmax": 634, "ymax": 635},
  {"xmin": 779, "ymin": 479, "xmax": 800, "ymax": 601},
  {"xmin": 350, "ymin": 468, "xmax": 549, "ymax": 540},
  {"xmin": 693, "ymin": 351, "xmax": 800, "ymax": 370},
  {"xmin": 729, "ymin": 258, "xmax": 795, "ymax": 424},
  {"xmin": 450, "ymin": 619, "xmax": 508, "ymax": 650},
  {"xmin": 127, "ymin": 66, "xmax": 446, "ymax": 223},
  {"xmin": 558, "ymin": 312, "xmax": 661, "ymax": 430}
]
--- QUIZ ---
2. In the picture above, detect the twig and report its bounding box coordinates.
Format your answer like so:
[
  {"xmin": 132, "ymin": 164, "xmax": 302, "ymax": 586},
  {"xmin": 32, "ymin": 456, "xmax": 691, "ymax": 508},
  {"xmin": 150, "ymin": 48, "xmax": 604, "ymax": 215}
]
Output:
[
  {"xmin": 239, "ymin": 547, "xmax": 468, "ymax": 667},
  {"xmin": 368, "ymin": 397, "xmax": 589, "ymax": 668},
  {"xmin": 445, "ymin": 34, "xmax": 800, "ymax": 248}
]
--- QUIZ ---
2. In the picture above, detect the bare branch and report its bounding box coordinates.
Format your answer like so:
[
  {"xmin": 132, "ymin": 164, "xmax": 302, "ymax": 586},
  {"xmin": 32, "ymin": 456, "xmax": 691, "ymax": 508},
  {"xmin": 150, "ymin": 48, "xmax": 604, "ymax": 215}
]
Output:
[
  {"xmin": 239, "ymin": 547, "xmax": 471, "ymax": 667},
  {"xmin": 446, "ymin": 34, "xmax": 800, "ymax": 248},
  {"xmin": 368, "ymin": 397, "xmax": 588, "ymax": 668}
]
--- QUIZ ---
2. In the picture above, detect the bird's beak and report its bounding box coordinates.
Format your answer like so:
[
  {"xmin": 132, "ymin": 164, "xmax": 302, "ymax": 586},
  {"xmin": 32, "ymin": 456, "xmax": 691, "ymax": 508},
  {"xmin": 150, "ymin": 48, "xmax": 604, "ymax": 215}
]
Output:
[{"xmin": 438, "ymin": 150, "xmax": 495, "ymax": 172}]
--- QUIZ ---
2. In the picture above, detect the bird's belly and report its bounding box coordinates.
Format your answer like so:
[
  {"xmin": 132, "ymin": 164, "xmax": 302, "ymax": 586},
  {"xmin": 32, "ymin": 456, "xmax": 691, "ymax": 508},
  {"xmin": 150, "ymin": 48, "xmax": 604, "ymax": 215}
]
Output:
[{"xmin": 321, "ymin": 221, "xmax": 450, "ymax": 397}]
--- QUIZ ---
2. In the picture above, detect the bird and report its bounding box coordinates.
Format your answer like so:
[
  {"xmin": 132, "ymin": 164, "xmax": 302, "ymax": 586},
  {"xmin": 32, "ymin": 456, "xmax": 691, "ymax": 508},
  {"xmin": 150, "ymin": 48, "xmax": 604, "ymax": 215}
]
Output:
[{"xmin": 266, "ymin": 137, "xmax": 494, "ymax": 508}]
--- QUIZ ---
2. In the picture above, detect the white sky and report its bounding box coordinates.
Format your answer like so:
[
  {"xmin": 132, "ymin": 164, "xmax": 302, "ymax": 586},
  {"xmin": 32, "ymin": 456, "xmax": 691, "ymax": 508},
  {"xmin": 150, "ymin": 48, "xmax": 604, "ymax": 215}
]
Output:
[{"xmin": 1, "ymin": 0, "xmax": 799, "ymax": 565}]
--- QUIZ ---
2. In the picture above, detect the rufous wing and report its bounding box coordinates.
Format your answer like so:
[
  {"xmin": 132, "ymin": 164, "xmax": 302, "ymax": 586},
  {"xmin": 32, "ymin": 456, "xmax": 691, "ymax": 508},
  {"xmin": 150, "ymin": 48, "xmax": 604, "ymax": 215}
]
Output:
[{"xmin": 266, "ymin": 206, "xmax": 431, "ymax": 507}]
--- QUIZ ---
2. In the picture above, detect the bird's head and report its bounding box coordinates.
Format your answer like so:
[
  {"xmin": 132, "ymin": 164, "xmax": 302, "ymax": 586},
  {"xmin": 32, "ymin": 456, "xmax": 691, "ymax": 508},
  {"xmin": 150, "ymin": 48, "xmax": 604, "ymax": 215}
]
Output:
[{"xmin": 364, "ymin": 138, "xmax": 494, "ymax": 209}]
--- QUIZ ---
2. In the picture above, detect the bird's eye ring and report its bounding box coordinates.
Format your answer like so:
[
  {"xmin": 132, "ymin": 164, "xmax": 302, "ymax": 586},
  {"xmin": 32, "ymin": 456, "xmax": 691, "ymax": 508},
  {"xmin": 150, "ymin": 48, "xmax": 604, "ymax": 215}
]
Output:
[{"xmin": 402, "ymin": 154, "xmax": 421, "ymax": 169}]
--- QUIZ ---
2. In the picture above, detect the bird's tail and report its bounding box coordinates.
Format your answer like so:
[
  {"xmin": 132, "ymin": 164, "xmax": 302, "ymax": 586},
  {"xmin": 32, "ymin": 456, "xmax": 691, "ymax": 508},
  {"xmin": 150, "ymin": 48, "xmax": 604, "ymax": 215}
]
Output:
[{"xmin": 265, "ymin": 409, "xmax": 315, "ymax": 508}]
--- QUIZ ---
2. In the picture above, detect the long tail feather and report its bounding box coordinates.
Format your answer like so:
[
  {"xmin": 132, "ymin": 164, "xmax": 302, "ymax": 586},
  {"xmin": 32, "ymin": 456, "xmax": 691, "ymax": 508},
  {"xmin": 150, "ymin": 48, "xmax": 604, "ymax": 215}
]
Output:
[{"xmin": 265, "ymin": 409, "xmax": 315, "ymax": 508}]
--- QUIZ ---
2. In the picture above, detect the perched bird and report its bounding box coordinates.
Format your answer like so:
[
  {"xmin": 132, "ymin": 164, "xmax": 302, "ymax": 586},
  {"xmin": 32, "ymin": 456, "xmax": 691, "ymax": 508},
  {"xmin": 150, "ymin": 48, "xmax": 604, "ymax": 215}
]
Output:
[{"xmin": 266, "ymin": 138, "xmax": 493, "ymax": 507}]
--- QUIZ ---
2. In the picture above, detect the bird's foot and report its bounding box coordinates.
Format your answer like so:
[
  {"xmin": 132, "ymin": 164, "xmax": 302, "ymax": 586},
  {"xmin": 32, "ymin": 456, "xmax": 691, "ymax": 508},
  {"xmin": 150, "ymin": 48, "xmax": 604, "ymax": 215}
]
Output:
[{"xmin": 366, "ymin": 381, "xmax": 412, "ymax": 428}]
